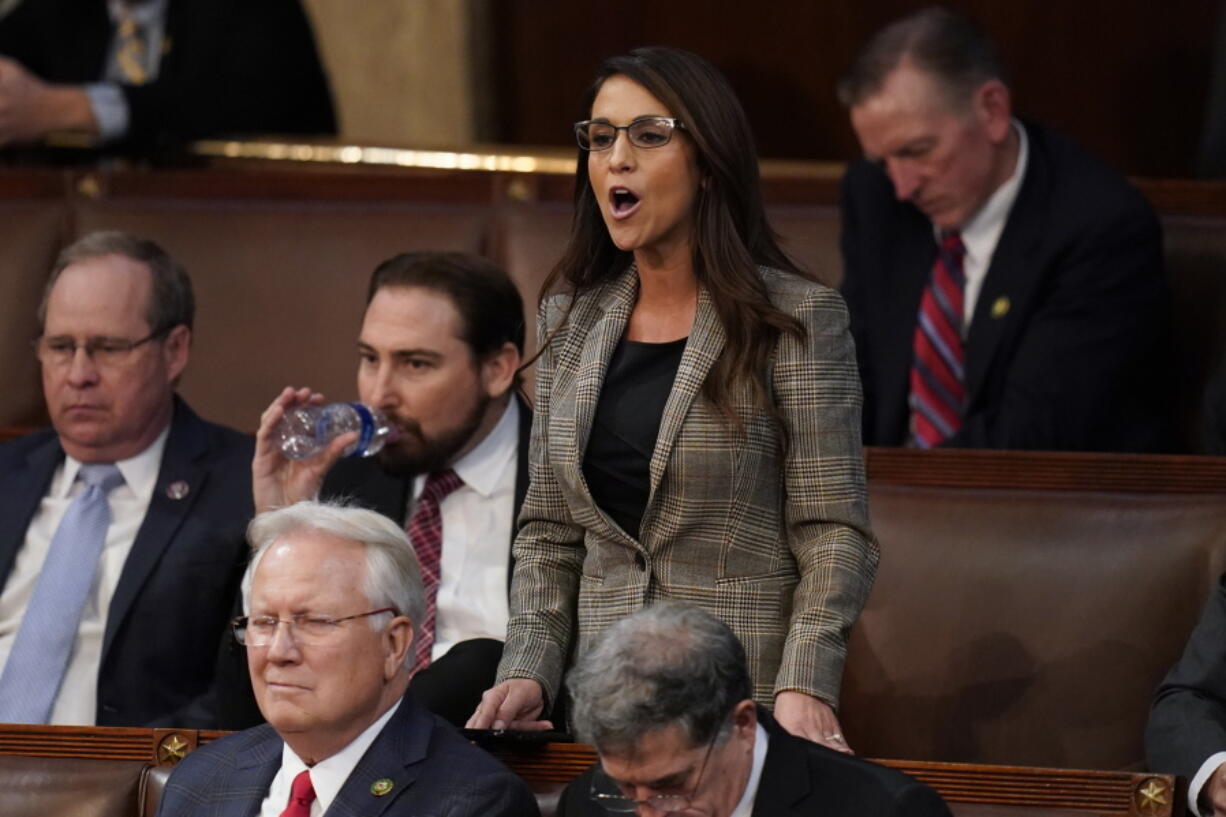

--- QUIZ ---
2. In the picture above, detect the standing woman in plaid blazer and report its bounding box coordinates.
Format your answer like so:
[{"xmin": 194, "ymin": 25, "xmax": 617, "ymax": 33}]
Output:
[{"xmin": 469, "ymin": 46, "xmax": 877, "ymax": 753}]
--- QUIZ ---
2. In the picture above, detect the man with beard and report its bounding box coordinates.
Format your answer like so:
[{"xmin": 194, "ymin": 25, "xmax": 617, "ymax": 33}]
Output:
[{"xmin": 234, "ymin": 251, "xmax": 528, "ymax": 728}]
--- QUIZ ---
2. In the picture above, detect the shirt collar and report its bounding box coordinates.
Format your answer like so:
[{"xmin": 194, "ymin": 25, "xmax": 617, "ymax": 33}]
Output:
[
  {"xmin": 56, "ymin": 422, "xmax": 170, "ymax": 501},
  {"xmin": 278, "ymin": 697, "xmax": 403, "ymax": 813},
  {"xmin": 443, "ymin": 397, "xmax": 519, "ymax": 499},
  {"xmin": 729, "ymin": 722, "xmax": 769, "ymax": 817},
  {"xmin": 956, "ymin": 119, "xmax": 1029, "ymax": 264}
]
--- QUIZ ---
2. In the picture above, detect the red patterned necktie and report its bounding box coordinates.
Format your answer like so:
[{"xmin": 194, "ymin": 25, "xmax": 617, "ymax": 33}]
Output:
[
  {"xmin": 909, "ymin": 231, "xmax": 967, "ymax": 448},
  {"xmin": 407, "ymin": 469, "xmax": 464, "ymax": 672},
  {"xmin": 279, "ymin": 770, "xmax": 314, "ymax": 817}
]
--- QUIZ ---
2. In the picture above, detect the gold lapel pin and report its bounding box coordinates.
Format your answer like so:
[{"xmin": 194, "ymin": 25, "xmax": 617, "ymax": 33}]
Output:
[
  {"xmin": 370, "ymin": 778, "xmax": 394, "ymax": 796},
  {"xmin": 991, "ymin": 296, "xmax": 1011, "ymax": 319}
]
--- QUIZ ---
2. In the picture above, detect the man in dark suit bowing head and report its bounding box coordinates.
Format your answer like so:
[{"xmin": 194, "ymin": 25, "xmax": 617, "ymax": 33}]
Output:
[
  {"xmin": 247, "ymin": 251, "xmax": 530, "ymax": 727},
  {"xmin": 157, "ymin": 500, "xmax": 537, "ymax": 817},
  {"xmin": 839, "ymin": 6, "xmax": 1171, "ymax": 452},
  {"xmin": 556, "ymin": 602, "xmax": 950, "ymax": 817}
]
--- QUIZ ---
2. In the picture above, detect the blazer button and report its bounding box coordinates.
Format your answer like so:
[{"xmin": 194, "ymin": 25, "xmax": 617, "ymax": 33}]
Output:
[{"xmin": 635, "ymin": 553, "xmax": 647, "ymax": 571}]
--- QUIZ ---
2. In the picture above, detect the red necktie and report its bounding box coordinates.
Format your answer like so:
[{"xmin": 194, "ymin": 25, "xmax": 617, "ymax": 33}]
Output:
[
  {"xmin": 909, "ymin": 232, "xmax": 967, "ymax": 448},
  {"xmin": 407, "ymin": 469, "xmax": 463, "ymax": 672},
  {"xmin": 279, "ymin": 770, "xmax": 314, "ymax": 817}
]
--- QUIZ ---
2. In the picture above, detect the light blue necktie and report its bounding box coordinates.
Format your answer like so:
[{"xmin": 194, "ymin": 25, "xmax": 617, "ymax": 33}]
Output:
[{"xmin": 0, "ymin": 463, "xmax": 124, "ymax": 723}]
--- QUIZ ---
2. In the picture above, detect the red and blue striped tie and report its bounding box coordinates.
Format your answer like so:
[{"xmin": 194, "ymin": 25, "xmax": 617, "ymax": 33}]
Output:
[{"xmin": 909, "ymin": 232, "xmax": 966, "ymax": 448}]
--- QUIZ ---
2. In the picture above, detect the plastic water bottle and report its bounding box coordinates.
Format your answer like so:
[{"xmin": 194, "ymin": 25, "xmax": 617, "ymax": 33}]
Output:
[{"xmin": 275, "ymin": 402, "xmax": 392, "ymax": 460}]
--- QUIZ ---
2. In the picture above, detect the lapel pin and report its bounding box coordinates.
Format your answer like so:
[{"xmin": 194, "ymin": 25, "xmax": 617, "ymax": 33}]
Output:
[
  {"xmin": 370, "ymin": 778, "xmax": 394, "ymax": 796},
  {"xmin": 166, "ymin": 480, "xmax": 190, "ymax": 500},
  {"xmin": 991, "ymin": 296, "xmax": 1011, "ymax": 319}
]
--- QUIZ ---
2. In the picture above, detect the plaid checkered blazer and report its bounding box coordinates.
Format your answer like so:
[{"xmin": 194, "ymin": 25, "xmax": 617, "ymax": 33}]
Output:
[{"xmin": 497, "ymin": 265, "xmax": 878, "ymax": 708}]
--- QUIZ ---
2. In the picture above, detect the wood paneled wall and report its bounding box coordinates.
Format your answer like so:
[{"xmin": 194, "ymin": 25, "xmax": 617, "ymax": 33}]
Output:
[{"xmin": 489, "ymin": 0, "xmax": 1219, "ymax": 177}]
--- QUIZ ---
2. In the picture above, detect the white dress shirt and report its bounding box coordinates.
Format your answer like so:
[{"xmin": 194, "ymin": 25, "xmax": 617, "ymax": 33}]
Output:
[
  {"xmin": 0, "ymin": 424, "xmax": 169, "ymax": 725},
  {"xmin": 410, "ymin": 398, "xmax": 518, "ymax": 659},
  {"xmin": 259, "ymin": 698, "xmax": 402, "ymax": 817},
  {"xmin": 951, "ymin": 119, "xmax": 1030, "ymax": 335},
  {"xmin": 729, "ymin": 722, "xmax": 769, "ymax": 817},
  {"xmin": 1189, "ymin": 752, "xmax": 1226, "ymax": 816}
]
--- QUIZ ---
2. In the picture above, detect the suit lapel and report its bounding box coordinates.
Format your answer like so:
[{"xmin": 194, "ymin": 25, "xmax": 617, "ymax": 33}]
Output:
[
  {"xmin": 0, "ymin": 436, "xmax": 62, "ymax": 590},
  {"xmin": 324, "ymin": 697, "xmax": 430, "ymax": 817},
  {"xmin": 965, "ymin": 123, "xmax": 1049, "ymax": 405},
  {"xmin": 102, "ymin": 399, "xmax": 208, "ymax": 660},
  {"xmin": 222, "ymin": 726, "xmax": 285, "ymax": 817},
  {"xmin": 554, "ymin": 268, "xmax": 638, "ymax": 545},
  {"xmin": 646, "ymin": 285, "xmax": 724, "ymax": 503}
]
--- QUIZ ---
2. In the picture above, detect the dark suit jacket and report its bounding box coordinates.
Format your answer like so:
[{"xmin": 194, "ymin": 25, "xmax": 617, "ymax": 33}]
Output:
[
  {"xmin": 0, "ymin": 0, "xmax": 335, "ymax": 150},
  {"xmin": 840, "ymin": 120, "xmax": 1172, "ymax": 452},
  {"xmin": 0, "ymin": 397, "xmax": 252, "ymax": 726},
  {"xmin": 1147, "ymin": 572, "xmax": 1226, "ymax": 787},
  {"xmin": 157, "ymin": 693, "xmax": 540, "ymax": 817},
  {"xmin": 556, "ymin": 712, "xmax": 950, "ymax": 817}
]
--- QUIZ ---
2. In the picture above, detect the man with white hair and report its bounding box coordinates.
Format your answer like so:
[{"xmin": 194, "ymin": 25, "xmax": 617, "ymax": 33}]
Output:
[
  {"xmin": 157, "ymin": 500, "xmax": 538, "ymax": 817},
  {"xmin": 557, "ymin": 602, "xmax": 950, "ymax": 817}
]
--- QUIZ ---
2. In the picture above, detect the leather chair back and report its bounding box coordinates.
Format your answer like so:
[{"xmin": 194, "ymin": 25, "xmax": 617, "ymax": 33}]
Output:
[
  {"xmin": 842, "ymin": 481, "xmax": 1226, "ymax": 769},
  {"xmin": 0, "ymin": 755, "xmax": 146, "ymax": 817}
]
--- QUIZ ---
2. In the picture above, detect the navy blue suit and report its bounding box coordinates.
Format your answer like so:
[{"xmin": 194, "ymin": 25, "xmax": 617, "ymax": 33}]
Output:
[
  {"xmin": 556, "ymin": 712, "xmax": 951, "ymax": 817},
  {"xmin": 0, "ymin": 398, "xmax": 252, "ymax": 726},
  {"xmin": 841, "ymin": 120, "xmax": 1172, "ymax": 452},
  {"xmin": 157, "ymin": 694, "xmax": 540, "ymax": 817}
]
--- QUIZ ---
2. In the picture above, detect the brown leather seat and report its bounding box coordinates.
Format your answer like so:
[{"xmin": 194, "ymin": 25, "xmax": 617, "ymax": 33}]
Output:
[
  {"xmin": 768, "ymin": 203, "xmax": 843, "ymax": 288},
  {"xmin": 1163, "ymin": 214, "xmax": 1226, "ymax": 452},
  {"xmin": 842, "ymin": 482, "xmax": 1226, "ymax": 770},
  {"xmin": 0, "ymin": 200, "xmax": 68, "ymax": 428},
  {"xmin": 0, "ymin": 755, "xmax": 147, "ymax": 817},
  {"xmin": 142, "ymin": 764, "xmax": 172, "ymax": 817}
]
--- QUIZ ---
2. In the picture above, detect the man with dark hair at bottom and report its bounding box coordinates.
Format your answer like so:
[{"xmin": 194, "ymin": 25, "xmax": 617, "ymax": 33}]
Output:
[
  {"xmin": 0, "ymin": 230, "xmax": 251, "ymax": 726},
  {"xmin": 556, "ymin": 602, "xmax": 951, "ymax": 817},
  {"xmin": 233, "ymin": 251, "xmax": 530, "ymax": 728},
  {"xmin": 156, "ymin": 500, "xmax": 538, "ymax": 817},
  {"xmin": 838, "ymin": 6, "xmax": 1171, "ymax": 452}
]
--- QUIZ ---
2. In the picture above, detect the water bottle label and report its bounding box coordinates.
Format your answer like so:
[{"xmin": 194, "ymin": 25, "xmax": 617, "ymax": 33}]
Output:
[{"xmin": 349, "ymin": 402, "xmax": 376, "ymax": 457}]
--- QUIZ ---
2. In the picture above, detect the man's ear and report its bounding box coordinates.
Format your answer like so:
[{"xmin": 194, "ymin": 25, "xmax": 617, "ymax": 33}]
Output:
[
  {"xmin": 383, "ymin": 616, "xmax": 413, "ymax": 680},
  {"xmin": 162, "ymin": 324, "xmax": 191, "ymax": 382},
  {"xmin": 731, "ymin": 699, "xmax": 757, "ymax": 735},
  {"xmin": 973, "ymin": 79, "xmax": 1013, "ymax": 144},
  {"xmin": 481, "ymin": 341, "xmax": 521, "ymax": 398}
]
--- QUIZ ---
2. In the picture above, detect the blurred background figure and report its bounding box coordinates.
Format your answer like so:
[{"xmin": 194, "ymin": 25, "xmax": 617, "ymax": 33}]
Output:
[{"xmin": 0, "ymin": 0, "xmax": 335, "ymax": 152}]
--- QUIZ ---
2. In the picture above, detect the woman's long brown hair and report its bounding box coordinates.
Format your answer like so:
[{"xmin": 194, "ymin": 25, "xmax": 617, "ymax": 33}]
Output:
[{"xmin": 533, "ymin": 46, "xmax": 809, "ymax": 430}]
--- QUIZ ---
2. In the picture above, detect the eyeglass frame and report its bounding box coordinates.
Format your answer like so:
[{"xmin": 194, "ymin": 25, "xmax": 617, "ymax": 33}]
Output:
[
  {"xmin": 573, "ymin": 116, "xmax": 687, "ymax": 151},
  {"xmin": 231, "ymin": 607, "xmax": 399, "ymax": 648},
  {"xmin": 32, "ymin": 327, "xmax": 174, "ymax": 367},
  {"xmin": 588, "ymin": 728, "xmax": 721, "ymax": 814}
]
